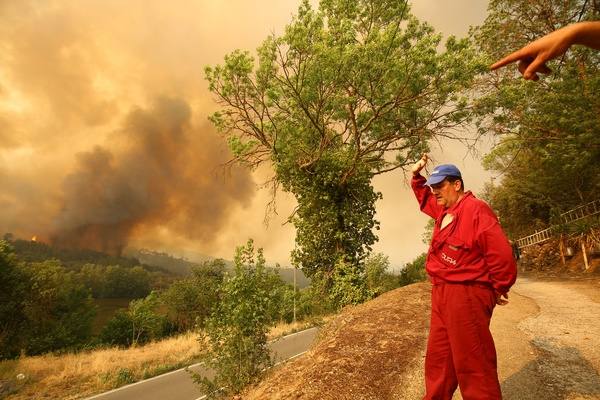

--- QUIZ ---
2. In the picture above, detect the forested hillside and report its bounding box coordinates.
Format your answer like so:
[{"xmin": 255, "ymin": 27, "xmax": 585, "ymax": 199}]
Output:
[{"xmin": 10, "ymin": 238, "xmax": 142, "ymax": 269}]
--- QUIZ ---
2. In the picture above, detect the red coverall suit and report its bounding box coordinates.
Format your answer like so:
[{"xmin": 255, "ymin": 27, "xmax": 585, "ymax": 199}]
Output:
[{"xmin": 412, "ymin": 174, "xmax": 517, "ymax": 400}]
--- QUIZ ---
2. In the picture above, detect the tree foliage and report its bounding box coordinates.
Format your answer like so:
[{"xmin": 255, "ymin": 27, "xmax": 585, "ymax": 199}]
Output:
[
  {"xmin": 364, "ymin": 252, "xmax": 403, "ymax": 295},
  {"xmin": 398, "ymin": 252, "xmax": 427, "ymax": 286},
  {"xmin": 0, "ymin": 241, "xmax": 28, "ymax": 359},
  {"xmin": 100, "ymin": 310, "xmax": 135, "ymax": 347},
  {"xmin": 78, "ymin": 264, "xmax": 152, "ymax": 298},
  {"xmin": 100, "ymin": 291, "xmax": 169, "ymax": 347},
  {"xmin": 205, "ymin": 0, "xmax": 486, "ymax": 290},
  {"xmin": 160, "ymin": 259, "xmax": 226, "ymax": 331},
  {"xmin": 128, "ymin": 292, "xmax": 167, "ymax": 346},
  {"xmin": 1, "ymin": 242, "xmax": 98, "ymax": 357},
  {"xmin": 329, "ymin": 258, "xmax": 372, "ymax": 308},
  {"xmin": 473, "ymin": 0, "xmax": 600, "ymax": 237},
  {"xmin": 21, "ymin": 260, "xmax": 97, "ymax": 355}
]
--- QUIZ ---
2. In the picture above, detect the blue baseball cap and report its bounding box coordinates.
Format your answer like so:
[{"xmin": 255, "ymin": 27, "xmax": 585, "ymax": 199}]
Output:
[{"xmin": 425, "ymin": 164, "xmax": 462, "ymax": 186}]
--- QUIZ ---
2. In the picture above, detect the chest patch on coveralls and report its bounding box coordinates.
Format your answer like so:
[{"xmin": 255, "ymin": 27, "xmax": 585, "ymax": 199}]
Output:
[{"xmin": 441, "ymin": 252, "xmax": 457, "ymax": 265}]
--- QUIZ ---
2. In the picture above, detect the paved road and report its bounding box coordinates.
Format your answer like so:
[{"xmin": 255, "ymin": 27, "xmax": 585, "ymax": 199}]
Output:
[{"xmin": 85, "ymin": 327, "xmax": 319, "ymax": 400}]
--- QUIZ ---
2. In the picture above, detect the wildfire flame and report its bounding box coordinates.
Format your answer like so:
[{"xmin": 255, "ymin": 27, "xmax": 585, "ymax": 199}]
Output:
[{"xmin": 31, "ymin": 236, "xmax": 37, "ymax": 242}]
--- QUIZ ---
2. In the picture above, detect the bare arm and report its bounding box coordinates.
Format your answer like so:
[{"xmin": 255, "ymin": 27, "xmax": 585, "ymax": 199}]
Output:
[{"xmin": 491, "ymin": 21, "xmax": 600, "ymax": 81}]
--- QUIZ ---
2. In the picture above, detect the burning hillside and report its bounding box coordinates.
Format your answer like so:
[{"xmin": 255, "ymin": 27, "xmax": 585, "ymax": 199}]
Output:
[{"xmin": 0, "ymin": 2, "xmax": 264, "ymax": 257}]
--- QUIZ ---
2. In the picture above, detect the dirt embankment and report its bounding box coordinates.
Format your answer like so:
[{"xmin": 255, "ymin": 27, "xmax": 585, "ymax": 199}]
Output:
[
  {"xmin": 245, "ymin": 275, "xmax": 600, "ymax": 400},
  {"xmin": 245, "ymin": 282, "xmax": 432, "ymax": 400}
]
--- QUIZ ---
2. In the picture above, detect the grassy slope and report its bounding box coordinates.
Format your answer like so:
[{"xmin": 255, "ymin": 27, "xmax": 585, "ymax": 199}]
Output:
[{"xmin": 0, "ymin": 320, "xmax": 321, "ymax": 400}]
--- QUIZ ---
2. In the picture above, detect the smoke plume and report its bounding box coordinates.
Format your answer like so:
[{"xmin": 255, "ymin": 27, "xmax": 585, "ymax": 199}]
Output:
[
  {"xmin": 0, "ymin": 0, "xmax": 265, "ymax": 255},
  {"xmin": 51, "ymin": 97, "xmax": 253, "ymax": 254}
]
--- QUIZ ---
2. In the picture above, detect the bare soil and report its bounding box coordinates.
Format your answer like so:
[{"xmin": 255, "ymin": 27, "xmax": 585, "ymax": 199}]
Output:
[
  {"xmin": 245, "ymin": 282, "xmax": 431, "ymax": 400},
  {"xmin": 245, "ymin": 276, "xmax": 600, "ymax": 399}
]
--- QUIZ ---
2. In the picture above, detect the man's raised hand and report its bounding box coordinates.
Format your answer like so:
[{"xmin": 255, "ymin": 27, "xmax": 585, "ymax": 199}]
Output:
[{"xmin": 411, "ymin": 154, "xmax": 428, "ymax": 175}]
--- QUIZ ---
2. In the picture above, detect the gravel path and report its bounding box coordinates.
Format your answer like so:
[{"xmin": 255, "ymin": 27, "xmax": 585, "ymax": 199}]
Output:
[{"xmin": 500, "ymin": 277, "xmax": 600, "ymax": 400}]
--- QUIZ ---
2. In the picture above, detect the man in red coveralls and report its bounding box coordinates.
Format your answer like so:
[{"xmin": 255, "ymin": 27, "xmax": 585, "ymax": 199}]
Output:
[{"xmin": 411, "ymin": 154, "xmax": 517, "ymax": 400}]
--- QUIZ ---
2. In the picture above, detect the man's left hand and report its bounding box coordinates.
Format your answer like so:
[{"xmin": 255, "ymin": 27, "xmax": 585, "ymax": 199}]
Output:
[{"xmin": 496, "ymin": 292, "xmax": 509, "ymax": 306}]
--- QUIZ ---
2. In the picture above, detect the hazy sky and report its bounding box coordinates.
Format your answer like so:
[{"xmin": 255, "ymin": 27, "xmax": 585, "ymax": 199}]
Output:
[{"xmin": 0, "ymin": 0, "xmax": 492, "ymax": 268}]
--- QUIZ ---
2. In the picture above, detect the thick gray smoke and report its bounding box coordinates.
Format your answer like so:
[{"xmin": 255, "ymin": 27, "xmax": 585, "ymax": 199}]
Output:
[
  {"xmin": 51, "ymin": 97, "xmax": 254, "ymax": 254},
  {"xmin": 0, "ymin": 0, "xmax": 274, "ymax": 257}
]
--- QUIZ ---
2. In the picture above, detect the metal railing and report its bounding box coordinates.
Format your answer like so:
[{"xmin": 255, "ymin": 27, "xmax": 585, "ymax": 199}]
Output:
[
  {"xmin": 515, "ymin": 199, "xmax": 600, "ymax": 249},
  {"xmin": 560, "ymin": 199, "xmax": 600, "ymax": 224}
]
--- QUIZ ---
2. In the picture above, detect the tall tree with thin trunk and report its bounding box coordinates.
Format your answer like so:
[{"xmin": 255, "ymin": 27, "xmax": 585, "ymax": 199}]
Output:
[{"xmin": 205, "ymin": 0, "xmax": 485, "ymax": 303}]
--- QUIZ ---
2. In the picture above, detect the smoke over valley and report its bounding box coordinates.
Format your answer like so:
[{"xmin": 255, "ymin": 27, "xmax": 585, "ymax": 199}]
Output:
[
  {"xmin": 0, "ymin": 0, "xmax": 489, "ymax": 265},
  {"xmin": 51, "ymin": 97, "xmax": 253, "ymax": 254},
  {"xmin": 0, "ymin": 1, "xmax": 262, "ymax": 255}
]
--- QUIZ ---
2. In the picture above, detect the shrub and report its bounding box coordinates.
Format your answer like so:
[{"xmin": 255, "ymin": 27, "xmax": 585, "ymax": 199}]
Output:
[
  {"xmin": 399, "ymin": 253, "xmax": 427, "ymax": 286},
  {"xmin": 194, "ymin": 240, "xmax": 276, "ymax": 398}
]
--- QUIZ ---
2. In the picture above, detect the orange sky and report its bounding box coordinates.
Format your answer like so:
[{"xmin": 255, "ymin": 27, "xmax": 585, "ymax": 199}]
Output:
[{"xmin": 0, "ymin": 0, "xmax": 492, "ymax": 269}]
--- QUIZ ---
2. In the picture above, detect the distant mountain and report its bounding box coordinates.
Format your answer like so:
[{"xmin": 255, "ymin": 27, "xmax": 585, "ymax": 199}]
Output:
[
  {"xmin": 126, "ymin": 248, "xmax": 309, "ymax": 287},
  {"xmin": 8, "ymin": 239, "xmax": 311, "ymax": 287},
  {"xmin": 126, "ymin": 248, "xmax": 226, "ymax": 276},
  {"xmin": 172, "ymin": 249, "xmax": 219, "ymax": 265}
]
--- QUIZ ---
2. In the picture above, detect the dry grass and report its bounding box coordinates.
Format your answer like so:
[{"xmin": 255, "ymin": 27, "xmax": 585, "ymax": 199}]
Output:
[
  {"xmin": 268, "ymin": 317, "xmax": 329, "ymax": 340},
  {"xmin": 0, "ymin": 320, "xmax": 324, "ymax": 400},
  {"xmin": 1, "ymin": 332, "xmax": 202, "ymax": 400}
]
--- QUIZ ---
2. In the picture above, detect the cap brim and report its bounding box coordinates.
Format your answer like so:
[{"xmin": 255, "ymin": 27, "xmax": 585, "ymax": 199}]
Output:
[{"xmin": 425, "ymin": 175, "xmax": 446, "ymax": 186}]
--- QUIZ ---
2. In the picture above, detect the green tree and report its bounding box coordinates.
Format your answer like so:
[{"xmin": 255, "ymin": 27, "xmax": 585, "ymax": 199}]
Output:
[
  {"xmin": 78, "ymin": 263, "xmax": 106, "ymax": 297},
  {"xmin": 205, "ymin": 0, "xmax": 485, "ymax": 295},
  {"xmin": 472, "ymin": 1, "xmax": 600, "ymax": 237},
  {"xmin": 398, "ymin": 253, "xmax": 427, "ymax": 286},
  {"xmin": 329, "ymin": 258, "xmax": 372, "ymax": 308},
  {"xmin": 194, "ymin": 240, "xmax": 278, "ymax": 398},
  {"xmin": 161, "ymin": 259, "xmax": 226, "ymax": 331},
  {"xmin": 77, "ymin": 264, "xmax": 152, "ymax": 299},
  {"xmin": 21, "ymin": 260, "xmax": 96, "ymax": 355},
  {"xmin": 100, "ymin": 292, "xmax": 167, "ymax": 347},
  {"xmin": 364, "ymin": 252, "xmax": 401, "ymax": 296},
  {"xmin": 262, "ymin": 264, "xmax": 295, "ymax": 323},
  {"xmin": 129, "ymin": 292, "xmax": 166, "ymax": 346},
  {"xmin": 0, "ymin": 241, "xmax": 28, "ymax": 359},
  {"xmin": 103, "ymin": 265, "xmax": 151, "ymax": 298},
  {"xmin": 100, "ymin": 310, "xmax": 133, "ymax": 347},
  {"xmin": 161, "ymin": 278, "xmax": 206, "ymax": 332},
  {"xmin": 294, "ymin": 286, "xmax": 323, "ymax": 319},
  {"xmin": 278, "ymin": 283, "xmax": 297, "ymax": 323}
]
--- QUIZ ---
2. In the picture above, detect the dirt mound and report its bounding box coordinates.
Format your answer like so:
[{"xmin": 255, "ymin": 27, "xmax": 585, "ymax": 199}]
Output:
[{"xmin": 245, "ymin": 282, "xmax": 431, "ymax": 400}]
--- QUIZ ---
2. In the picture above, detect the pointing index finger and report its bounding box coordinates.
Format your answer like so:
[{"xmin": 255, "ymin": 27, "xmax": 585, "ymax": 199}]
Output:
[{"xmin": 490, "ymin": 48, "xmax": 527, "ymax": 70}]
